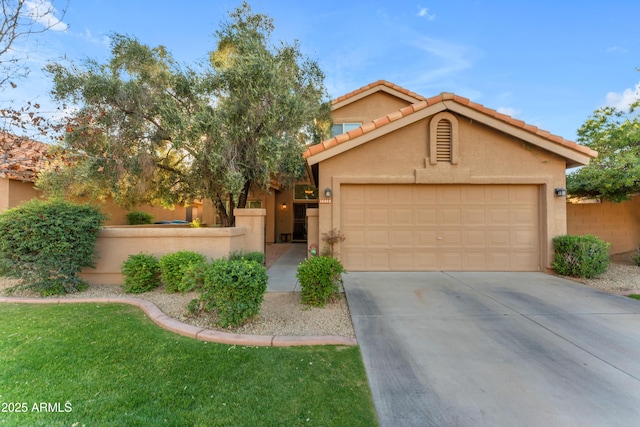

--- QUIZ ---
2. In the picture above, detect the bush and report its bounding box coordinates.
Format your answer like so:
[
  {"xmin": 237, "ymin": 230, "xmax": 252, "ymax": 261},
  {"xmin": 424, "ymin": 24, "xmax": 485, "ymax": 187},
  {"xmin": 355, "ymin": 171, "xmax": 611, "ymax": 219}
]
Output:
[
  {"xmin": 126, "ymin": 211, "xmax": 154, "ymax": 225},
  {"xmin": 0, "ymin": 199, "xmax": 106, "ymax": 295},
  {"xmin": 552, "ymin": 235, "xmax": 610, "ymax": 278},
  {"xmin": 121, "ymin": 253, "xmax": 160, "ymax": 293},
  {"xmin": 180, "ymin": 259, "xmax": 208, "ymax": 293},
  {"xmin": 227, "ymin": 250, "xmax": 265, "ymax": 265},
  {"xmin": 198, "ymin": 259, "xmax": 268, "ymax": 327},
  {"xmin": 158, "ymin": 251, "xmax": 207, "ymax": 293},
  {"xmin": 634, "ymin": 245, "xmax": 640, "ymax": 267},
  {"xmin": 296, "ymin": 256, "xmax": 345, "ymax": 307}
]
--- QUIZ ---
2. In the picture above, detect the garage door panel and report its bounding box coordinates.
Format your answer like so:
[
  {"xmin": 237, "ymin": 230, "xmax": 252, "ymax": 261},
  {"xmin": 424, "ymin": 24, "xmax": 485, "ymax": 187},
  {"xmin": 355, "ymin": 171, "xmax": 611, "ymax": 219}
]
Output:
[
  {"xmin": 341, "ymin": 184, "xmax": 540, "ymax": 271},
  {"xmin": 367, "ymin": 208, "xmax": 389, "ymax": 225}
]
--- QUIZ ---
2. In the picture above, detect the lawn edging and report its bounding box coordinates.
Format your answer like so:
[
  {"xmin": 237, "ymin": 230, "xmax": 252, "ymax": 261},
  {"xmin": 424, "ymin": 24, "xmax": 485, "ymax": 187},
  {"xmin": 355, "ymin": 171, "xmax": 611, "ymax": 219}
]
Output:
[{"xmin": 0, "ymin": 296, "xmax": 358, "ymax": 347}]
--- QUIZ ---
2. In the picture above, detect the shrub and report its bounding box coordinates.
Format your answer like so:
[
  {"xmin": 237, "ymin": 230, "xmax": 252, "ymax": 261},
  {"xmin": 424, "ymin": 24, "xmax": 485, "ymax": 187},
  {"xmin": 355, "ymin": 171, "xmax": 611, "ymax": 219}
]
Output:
[
  {"xmin": 321, "ymin": 228, "xmax": 346, "ymax": 257},
  {"xmin": 552, "ymin": 235, "xmax": 610, "ymax": 278},
  {"xmin": 228, "ymin": 250, "xmax": 265, "ymax": 265},
  {"xmin": 121, "ymin": 253, "xmax": 160, "ymax": 293},
  {"xmin": 634, "ymin": 245, "xmax": 640, "ymax": 267},
  {"xmin": 158, "ymin": 251, "xmax": 207, "ymax": 293},
  {"xmin": 126, "ymin": 211, "xmax": 154, "ymax": 225},
  {"xmin": 296, "ymin": 256, "xmax": 345, "ymax": 307},
  {"xmin": 199, "ymin": 259, "xmax": 268, "ymax": 327},
  {"xmin": 180, "ymin": 259, "xmax": 208, "ymax": 293},
  {"xmin": 0, "ymin": 199, "xmax": 106, "ymax": 295}
]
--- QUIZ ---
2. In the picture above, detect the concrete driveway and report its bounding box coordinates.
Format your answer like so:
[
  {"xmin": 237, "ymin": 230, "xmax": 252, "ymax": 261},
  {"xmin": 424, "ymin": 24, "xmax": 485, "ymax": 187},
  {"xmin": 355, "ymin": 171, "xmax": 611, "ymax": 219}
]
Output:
[{"xmin": 343, "ymin": 272, "xmax": 640, "ymax": 427}]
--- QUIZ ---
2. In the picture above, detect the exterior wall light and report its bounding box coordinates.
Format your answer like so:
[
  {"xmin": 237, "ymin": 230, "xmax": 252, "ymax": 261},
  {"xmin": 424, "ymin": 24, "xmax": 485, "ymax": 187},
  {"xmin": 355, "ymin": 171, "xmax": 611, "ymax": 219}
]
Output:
[
  {"xmin": 554, "ymin": 188, "xmax": 567, "ymax": 197},
  {"xmin": 281, "ymin": 202, "xmax": 287, "ymax": 209},
  {"xmin": 324, "ymin": 187, "xmax": 332, "ymax": 198}
]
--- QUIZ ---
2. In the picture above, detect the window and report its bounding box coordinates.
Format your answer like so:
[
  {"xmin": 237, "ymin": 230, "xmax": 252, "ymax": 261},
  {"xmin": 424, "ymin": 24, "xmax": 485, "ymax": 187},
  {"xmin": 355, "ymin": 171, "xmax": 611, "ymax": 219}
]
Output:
[
  {"xmin": 248, "ymin": 200, "xmax": 262, "ymax": 208},
  {"xmin": 429, "ymin": 112, "xmax": 459, "ymax": 165},
  {"xmin": 331, "ymin": 123, "xmax": 361, "ymax": 137},
  {"xmin": 294, "ymin": 184, "xmax": 318, "ymax": 200}
]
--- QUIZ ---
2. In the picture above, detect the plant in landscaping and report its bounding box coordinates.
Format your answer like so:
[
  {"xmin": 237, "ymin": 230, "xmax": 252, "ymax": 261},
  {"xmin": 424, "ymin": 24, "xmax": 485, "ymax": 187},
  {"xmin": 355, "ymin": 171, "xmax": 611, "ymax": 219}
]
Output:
[
  {"xmin": 197, "ymin": 259, "xmax": 268, "ymax": 327},
  {"xmin": 552, "ymin": 234, "xmax": 611, "ymax": 278},
  {"xmin": 158, "ymin": 251, "xmax": 207, "ymax": 293},
  {"xmin": 126, "ymin": 211, "xmax": 154, "ymax": 225},
  {"xmin": 227, "ymin": 250, "xmax": 265, "ymax": 265},
  {"xmin": 121, "ymin": 253, "xmax": 161, "ymax": 293},
  {"xmin": 634, "ymin": 245, "xmax": 640, "ymax": 267},
  {"xmin": 296, "ymin": 256, "xmax": 345, "ymax": 307},
  {"xmin": 321, "ymin": 228, "xmax": 346, "ymax": 257},
  {"xmin": 0, "ymin": 199, "xmax": 106, "ymax": 295},
  {"xmin": 180, "ymin": 260, "xmax": 209, "ymax": 293}
]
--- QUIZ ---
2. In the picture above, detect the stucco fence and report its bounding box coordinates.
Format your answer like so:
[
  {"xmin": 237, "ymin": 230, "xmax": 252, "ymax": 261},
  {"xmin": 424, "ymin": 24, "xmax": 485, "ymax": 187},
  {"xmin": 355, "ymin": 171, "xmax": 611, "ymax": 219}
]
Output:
[
  {"xmin": 566, "ymin": 195, "xmax": 640, "ymax": 255},
  {"xmin": 80, "ymin": 209, "xmax": 265, "ymax": 285}
]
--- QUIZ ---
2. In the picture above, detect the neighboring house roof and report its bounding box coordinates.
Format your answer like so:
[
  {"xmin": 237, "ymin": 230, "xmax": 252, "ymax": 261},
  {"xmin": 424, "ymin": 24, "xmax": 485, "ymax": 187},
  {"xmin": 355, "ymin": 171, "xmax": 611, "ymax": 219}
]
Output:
[
  {"xmin": 306, "ymin": 88, "xmax": 597, "ymax": 169},
  {"xmin": 332, "ymin": 80, "xmax": 427, "ymax": 109},
  {"xmin": 0, "ymin": 132, "xmax": 48, "ymax": 182}
]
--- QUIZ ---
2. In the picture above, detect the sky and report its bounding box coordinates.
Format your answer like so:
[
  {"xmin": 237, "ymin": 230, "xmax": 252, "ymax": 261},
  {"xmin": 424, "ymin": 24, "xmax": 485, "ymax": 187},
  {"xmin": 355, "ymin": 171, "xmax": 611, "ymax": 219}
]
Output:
[{"xmin": 4, "ymin": 0, "xmax": 640, "ymax": 143}]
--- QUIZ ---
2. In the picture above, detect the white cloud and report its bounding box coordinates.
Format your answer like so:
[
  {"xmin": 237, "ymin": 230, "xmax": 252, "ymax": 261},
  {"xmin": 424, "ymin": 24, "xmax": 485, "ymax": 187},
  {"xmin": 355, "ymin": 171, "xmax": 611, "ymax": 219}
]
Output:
[
  {"xmin": 24, "ymin": 0, "xmax": 68, "ymax": 32},
  {"xmin": 606, "ymin": 46, "xmax": 628, "ymax": 54},
  {"xmin": 604, "ymin": 82, "xmax": 640, "ymax": 110},
  {"xmin": 417, "ymin": 7, "xmax": 436, "ymax": 21},
  {"xmin": 497, "ymin": 107, "xmax": 521, "ymax": 117},
  {"xmin": 409, "ymin": 36, "xmax": 476, "ymax": 83}
]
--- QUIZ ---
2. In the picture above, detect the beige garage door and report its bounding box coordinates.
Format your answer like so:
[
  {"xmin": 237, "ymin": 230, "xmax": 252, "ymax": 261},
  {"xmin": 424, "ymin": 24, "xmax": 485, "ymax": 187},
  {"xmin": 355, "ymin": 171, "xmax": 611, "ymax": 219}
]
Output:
[{"xmin": 340, "ymin": 184, "xmax": 540, "ymax": 271}]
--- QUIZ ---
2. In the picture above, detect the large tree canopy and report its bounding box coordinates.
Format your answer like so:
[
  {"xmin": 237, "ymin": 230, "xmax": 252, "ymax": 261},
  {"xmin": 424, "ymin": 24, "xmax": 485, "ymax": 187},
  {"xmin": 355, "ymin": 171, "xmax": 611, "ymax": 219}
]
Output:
[
  {"xmin": 39, "ymin": 2, "xmax": 330, "ymax": 225},
  {"xmin": 567, "ymin": 100, "xmax": 640, "ymax": 202}
]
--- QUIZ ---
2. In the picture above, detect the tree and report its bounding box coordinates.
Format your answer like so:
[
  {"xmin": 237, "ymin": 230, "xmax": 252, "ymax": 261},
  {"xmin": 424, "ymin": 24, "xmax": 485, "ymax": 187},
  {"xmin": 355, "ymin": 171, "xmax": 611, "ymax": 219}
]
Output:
[
  {"xmin": 567, "ymin": 100, "xmax": 640, "ymax": 202},
  {"xmin": 1, "ymin": 0, "xmax": 68, "ymax": 180},
  {"xmin": 40, "ymin": 2, "xmax": 330, "ymax": 226},
  {"xmin": 1, "ymin": 0, "xmax": 67, "ymax": 89}
]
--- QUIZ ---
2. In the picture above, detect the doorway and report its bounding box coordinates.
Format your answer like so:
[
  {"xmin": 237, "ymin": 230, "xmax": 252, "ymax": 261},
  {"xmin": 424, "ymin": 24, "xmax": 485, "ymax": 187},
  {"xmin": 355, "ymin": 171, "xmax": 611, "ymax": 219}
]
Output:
[{"xmin": 293, "ymin": 203, "xmax": 318, "ymax": 242}]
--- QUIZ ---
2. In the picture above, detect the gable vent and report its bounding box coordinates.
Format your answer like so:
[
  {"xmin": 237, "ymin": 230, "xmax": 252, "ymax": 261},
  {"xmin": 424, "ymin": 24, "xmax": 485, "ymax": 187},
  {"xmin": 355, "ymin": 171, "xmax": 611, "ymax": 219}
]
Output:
[{"xmin": 436, "ymin": 119, "xmax": 452, "ymax": 162}]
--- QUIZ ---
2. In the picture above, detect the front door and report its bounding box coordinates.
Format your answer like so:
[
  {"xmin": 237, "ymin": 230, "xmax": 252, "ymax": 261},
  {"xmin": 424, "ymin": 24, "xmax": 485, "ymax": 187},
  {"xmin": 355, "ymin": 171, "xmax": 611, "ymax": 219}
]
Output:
[{"xmin": 293, "ymin": 203, "xmax": 318, "ymax": 242}]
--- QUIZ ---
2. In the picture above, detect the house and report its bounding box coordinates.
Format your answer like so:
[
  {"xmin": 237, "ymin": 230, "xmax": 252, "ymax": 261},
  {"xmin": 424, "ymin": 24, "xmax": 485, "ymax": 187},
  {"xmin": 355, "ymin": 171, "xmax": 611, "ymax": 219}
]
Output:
[{"xmin": 304, "ymin": 81, "xmax": 597, "ymax": 272}]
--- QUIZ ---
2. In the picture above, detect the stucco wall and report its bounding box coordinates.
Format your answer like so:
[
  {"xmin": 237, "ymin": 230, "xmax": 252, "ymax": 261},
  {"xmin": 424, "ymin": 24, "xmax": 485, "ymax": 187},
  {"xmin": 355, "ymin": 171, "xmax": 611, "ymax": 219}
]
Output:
[
  {"xmin": 317, "ymin": 112, "xmax": 568, "ymax": 270},
  {"xmin": 332, "ymin": 92, "xmax": 413, "ymax": 125},
  {"xmin": 80, "ymin": 209, "xmax": 265, "ymax": 285},
  {"xmin": 567, "ymin": 196, "xmax": 640, "ymax": 254},
  {"xmin": 0, "ymin": 178, "xmax": 41, "ymax": 212}
]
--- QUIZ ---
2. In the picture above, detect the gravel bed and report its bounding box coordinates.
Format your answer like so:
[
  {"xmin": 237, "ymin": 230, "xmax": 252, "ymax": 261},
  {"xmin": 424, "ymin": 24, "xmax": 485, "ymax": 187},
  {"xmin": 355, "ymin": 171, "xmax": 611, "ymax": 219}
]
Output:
[
  {"xmin": 560, "ymin": 251, "xmax": 640, "ymax": 294},
  {"xmin": 0, "ymin": 278, "xmax": 355, "ymax": 338}
]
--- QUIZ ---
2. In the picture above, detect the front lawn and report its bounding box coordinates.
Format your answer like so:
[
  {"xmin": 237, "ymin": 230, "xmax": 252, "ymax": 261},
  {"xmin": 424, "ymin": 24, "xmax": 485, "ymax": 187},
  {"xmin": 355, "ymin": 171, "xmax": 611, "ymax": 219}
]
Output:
[{"xmin": 0, "ymin": 303, "xmax": 377, "ymax": 426}]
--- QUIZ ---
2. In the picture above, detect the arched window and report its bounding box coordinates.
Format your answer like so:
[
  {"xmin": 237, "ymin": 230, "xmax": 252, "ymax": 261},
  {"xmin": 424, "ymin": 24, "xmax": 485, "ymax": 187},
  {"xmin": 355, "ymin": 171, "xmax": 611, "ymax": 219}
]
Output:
[{"xmin": 429, "ymin": 112, "xmax": 459, "ymax": 165}]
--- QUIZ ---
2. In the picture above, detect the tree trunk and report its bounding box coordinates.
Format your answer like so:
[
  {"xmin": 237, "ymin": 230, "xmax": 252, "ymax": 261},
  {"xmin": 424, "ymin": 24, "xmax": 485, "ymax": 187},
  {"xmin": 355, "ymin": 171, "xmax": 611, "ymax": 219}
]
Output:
[
  {"xmin": 215, "ymin": 195, "xmax": 231, "ymax": 227},
  {"xmin": 237, "ymin": 180, "xmax": 252, "ymax": 209}
]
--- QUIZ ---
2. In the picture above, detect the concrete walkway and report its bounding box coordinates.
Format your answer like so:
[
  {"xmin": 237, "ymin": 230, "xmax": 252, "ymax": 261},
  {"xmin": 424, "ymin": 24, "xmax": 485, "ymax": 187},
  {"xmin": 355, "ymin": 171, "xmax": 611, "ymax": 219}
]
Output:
[
  {"xmin": 344, "ymin": 272, "xmax": 640, "ymax": 427},
  {"xmin": 266, "ymin": 243, "xmax": 307, "ymax": 292}
]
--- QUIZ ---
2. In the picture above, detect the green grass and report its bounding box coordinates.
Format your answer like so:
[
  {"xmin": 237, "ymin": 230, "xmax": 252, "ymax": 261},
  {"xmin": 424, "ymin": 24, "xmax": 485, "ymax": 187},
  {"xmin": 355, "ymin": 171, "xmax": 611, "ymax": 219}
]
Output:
[
  {"xmin": 628, "ymin": 294, "xmax": 640, "ymax": 300},
  {"xmin": 0, "ymin": 303, "xmax": 377, "ymax": 426}
]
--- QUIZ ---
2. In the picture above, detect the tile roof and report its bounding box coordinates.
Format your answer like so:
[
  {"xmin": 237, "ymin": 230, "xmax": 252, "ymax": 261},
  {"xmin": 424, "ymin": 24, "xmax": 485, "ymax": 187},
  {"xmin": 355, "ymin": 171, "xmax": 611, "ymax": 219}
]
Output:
[
  {"xmin": 0, "ymin": 132, "xmax": 48, "ymax": 181},
  {"xmin": 305, "ymin": 90, "xmax": 597, "ymax": 161},
  {"xmin": 332, "ymin": 80, "xmax": 427, "ymax": 105}
]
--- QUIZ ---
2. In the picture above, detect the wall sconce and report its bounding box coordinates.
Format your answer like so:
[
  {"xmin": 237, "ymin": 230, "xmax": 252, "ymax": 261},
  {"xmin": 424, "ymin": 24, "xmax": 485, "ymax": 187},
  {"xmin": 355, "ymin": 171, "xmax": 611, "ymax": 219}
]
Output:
[
  {"xmin": 554, "ymin": 188, "xmax": 567, "ymax": 197},
  {"xmin": 324, "ymin": 187, "xmax": 332, "ymax": 198},
  {"xmin": 281, "ymin": 202, "xmax": 287, "ymax": 209}
]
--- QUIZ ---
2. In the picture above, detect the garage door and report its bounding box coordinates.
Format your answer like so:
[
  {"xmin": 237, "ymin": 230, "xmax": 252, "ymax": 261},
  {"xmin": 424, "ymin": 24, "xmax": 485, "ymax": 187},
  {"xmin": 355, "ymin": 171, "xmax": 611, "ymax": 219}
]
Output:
[{"xmin": 340, "ymin": 184, "xmax": 540, "ymax": 271}]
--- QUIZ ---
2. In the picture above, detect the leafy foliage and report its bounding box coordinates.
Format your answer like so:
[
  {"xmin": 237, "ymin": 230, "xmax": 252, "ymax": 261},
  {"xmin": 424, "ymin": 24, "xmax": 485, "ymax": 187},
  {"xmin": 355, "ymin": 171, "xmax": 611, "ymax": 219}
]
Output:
[
  {"xmin": 121, "ymin": 253, "xmax": 160, "ymax": 293},
  {"xmin": 296, "ymin": 256, "xmax": 345, "ymax": 307},
  {"xmin": 227, "ymin": 250, "xmax": 265, "ymax": 265},
  {"xmin": 198, "ymin": 258, "xmax": 268, "ymax": 327},
  {"xmin": 40, "ymin": 2, "xmax": 330, "ymax": 226},
  {"xmin": 0, "ymin": 199, "xmax": 105, "ymax": 295},
  {"xmin": 126, "ymin": 210, "xmax": 154, "ymax": 225},
  {"xmin": 158, "ymin": 250, "xmax": 206, "ymax": 293},
  {"xmin": 567, "ymin": 100, "xmax": 640, "ymax": 202},
  {"xmin": 320, "ymin": 228, "xmax": 346, "ymax": 257},
  {"xmin": 552, "ymin": 235, "xmax": 610, "ymax": 278},
  {"xmin": 634, "ymin": 245, "xmax": 640, "ymax": 267}
]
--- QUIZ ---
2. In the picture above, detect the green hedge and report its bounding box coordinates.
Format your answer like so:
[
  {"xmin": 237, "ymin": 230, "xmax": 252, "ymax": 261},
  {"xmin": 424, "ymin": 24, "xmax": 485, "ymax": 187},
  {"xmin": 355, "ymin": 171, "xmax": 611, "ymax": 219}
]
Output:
[
  {"xmin": 121, "ymin": 253, "xmax": 161, "ymax": 293},
  {"xmin": 552, "ymin": 235, "xmax": 610, "ymax": 278},
  {"xmin": 158, "ymin": 251, "xmax": 207, "ymax": 293},
  {"xmin": 296, "ymin": 256, "xmax": 345, "ymax": 307},
  {"xmin": 0, "ymin": 199, "xmax": 106, "ymax": 295},
  {"xmin": 126, "ymin": 211, "xmax": 154, "ymax": 225},
  {"xmin": 198, "ymin": 259, "xmax": 268, "ymax": 327}
]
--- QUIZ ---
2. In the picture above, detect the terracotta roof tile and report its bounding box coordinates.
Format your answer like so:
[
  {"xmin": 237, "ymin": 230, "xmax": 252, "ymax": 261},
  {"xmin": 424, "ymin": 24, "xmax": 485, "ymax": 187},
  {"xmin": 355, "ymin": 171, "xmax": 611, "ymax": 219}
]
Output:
[
  {"xmin": 304, "ymin": 81, "xmax": 598, "ymax": 161},
  {"xmin": 0, "ymin": 132, "xmax": 48, "ymax": 181},
  {"xmin": 331, "ymin": 80, "xmax": 427, "ymax": 105}
]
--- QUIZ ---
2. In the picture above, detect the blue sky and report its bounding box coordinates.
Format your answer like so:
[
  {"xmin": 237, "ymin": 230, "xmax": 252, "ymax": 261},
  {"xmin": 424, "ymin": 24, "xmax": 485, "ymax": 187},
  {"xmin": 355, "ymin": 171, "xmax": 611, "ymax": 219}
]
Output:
[{"xmin": 6, "ymin": 0, "xmax": 640, "ymax": 142}]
